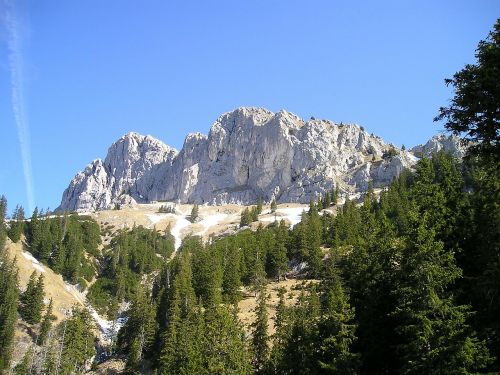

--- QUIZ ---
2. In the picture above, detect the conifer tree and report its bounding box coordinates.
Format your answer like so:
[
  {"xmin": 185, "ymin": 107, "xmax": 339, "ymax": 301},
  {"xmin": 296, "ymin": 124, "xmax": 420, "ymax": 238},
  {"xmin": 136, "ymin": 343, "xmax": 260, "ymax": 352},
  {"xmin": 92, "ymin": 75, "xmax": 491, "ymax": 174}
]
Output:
[
  {"xmin": 435, "ymin": 19, "xmax": 500, "ymax": 161},
  {"xmin": 0, "ymin": 251, "xmax": 19, "ymax": 370},
  {"xmin": 240, "ymin": 208, "xmax": 252, "ymax": 227},
  {"xmin": 190, "ymin": 203, "xmax": 199, "ymax": 222},
  {"xmin": 252, "ymin": 288, "xmax": 269, "ymax": 372},
  {"xmin": 28, "ymin": 207, "xmax": 41, "ymax": 252},
  {"xmin": 59, "ymin": 308, "xmax": 96, "ymax": 375},
  {"xmin": 39, "ymin": 298, "xmax": 55, "ymax": 345},
  {"xmin": 270, "ymin": 198, "xmax": 277, "ymax": 213},
  {"xmin": 203, "ymin": 305, "xmax": 253, "ymax": 375},
  {"xmin": 222, "ymin": 241, "xmax": 242, "ymax": 305},
  {"xmin": 256, "ymin": 197, "xmax": 263, "ymax": 215},
  {"xmin": 14, "ymin": 347, "xmax": 32, "ymax": 375},
  {"xmin": 0, "ymin": 195, "xmax": 7, "ymax": 250},
  {"xmin": 19, "ymin": 272, "xmax": 45, "ymax": 324},
  {"xmin": 393, "ymin": 211, "xmax": 491, "ymax": 374},
  {"xmin": 8, "ymin": 204, "xmax": 25, "ymax": 243},
  {"xmin": 118, "ymin": 286, "xmax": 156, "ymax": 370},
  {"xmin": 267, "ymin": 220, "xmax": 289, "ymax": 281},
  {"xmin": 317, "ymin": 257, "xmax": 360, "ymax": 374}
]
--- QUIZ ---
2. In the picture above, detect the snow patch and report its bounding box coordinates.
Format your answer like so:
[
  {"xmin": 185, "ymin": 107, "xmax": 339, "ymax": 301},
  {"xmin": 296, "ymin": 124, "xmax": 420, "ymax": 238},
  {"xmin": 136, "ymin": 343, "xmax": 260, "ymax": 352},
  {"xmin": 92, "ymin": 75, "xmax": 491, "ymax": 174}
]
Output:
[
  {"xmin": 32, "ymin": 263, "xmax": 45, "ymax": 273},
  {"xmin": 22, "ymin": 251, "xmax": 40, "ymax": 264},
  {"xmin": 276, "ymin": 207, "xmax": 305, "ymax": 227},
  {"xmin": 171, "ymin": 216, "xmax": 191, "ymax": 250},
  {"xmin": 22, "ymin": 251, "xmax": 46, "ymax": 272},
  {"xmin": 197, "ymin": 213, "xmax": 228, "ymax": 235},
  {"xmin": 259, "ymin": 207, "xmax": 306, "ymax": 228},
  {"xmin": 88, "ymin": 305, "xmax": 111, "ymax": 333}
]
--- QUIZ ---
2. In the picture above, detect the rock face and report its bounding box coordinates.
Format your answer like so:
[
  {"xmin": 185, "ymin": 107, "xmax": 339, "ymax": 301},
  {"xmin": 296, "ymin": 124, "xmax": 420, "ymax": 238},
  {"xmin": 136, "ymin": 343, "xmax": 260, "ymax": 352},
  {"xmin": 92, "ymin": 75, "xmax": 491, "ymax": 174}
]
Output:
[
  {"xmin": 58, "ymin": 107, "xmax": 462, "ymax": 212},
  {"xmin": 60, "ymin": 133, "xmax": 177, "ymax": 211},
  {"xmin": 410, "ymin": 134, "xmax": 466, "ymax": 158}
]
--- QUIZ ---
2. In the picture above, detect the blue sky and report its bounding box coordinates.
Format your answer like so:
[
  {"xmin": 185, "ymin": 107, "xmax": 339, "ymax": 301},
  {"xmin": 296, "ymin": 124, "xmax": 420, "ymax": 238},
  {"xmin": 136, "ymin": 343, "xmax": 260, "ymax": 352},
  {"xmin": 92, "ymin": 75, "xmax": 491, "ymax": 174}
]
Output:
[{"xmin": 0, "ymin": 0, "xmax": 498, "ymax": 215}]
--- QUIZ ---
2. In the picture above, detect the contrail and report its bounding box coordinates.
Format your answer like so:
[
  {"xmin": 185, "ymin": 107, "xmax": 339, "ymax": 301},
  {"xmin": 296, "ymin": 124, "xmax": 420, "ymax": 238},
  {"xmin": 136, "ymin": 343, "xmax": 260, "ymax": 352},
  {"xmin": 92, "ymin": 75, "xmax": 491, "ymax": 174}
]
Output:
[{"xmin": 4, "ymin": 0, "xmax": 35, "ymax": 213}]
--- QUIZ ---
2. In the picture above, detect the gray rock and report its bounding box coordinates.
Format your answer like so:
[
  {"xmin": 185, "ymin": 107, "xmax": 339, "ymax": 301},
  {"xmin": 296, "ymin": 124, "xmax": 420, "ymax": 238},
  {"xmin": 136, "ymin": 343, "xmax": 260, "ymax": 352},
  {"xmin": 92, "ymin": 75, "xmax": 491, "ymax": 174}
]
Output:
[
  {"xmin": 58, "ymin": 108, "xmax": 460, "ymax": 212},
  {"xmin": 410, "ymin": 134, "xmax": 466, "ymax": 158}
]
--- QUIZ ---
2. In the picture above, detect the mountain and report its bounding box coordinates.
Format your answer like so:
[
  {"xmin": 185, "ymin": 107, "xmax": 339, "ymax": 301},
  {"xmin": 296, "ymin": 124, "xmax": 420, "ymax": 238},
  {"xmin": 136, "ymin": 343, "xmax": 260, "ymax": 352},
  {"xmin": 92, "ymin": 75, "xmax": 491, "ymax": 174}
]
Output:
[{"xmin": 58, "ymin": 107, "xmax": 460, "ymax": 212}]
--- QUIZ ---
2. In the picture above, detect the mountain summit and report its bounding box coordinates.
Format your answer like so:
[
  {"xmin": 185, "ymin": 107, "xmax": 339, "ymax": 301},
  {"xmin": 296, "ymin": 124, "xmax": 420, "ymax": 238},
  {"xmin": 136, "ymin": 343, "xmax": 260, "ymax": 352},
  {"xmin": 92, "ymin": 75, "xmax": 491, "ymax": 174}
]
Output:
[{"xmin": 58, "ymin": 107, "xmax": 462, "ymax": 212}]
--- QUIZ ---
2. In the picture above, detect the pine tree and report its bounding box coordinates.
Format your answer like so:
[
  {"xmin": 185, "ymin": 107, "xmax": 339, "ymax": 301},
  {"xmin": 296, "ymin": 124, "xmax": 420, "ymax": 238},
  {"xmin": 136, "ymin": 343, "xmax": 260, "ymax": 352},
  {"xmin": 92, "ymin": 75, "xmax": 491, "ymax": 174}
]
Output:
[
  {"xmin": 39, "ymin": 298, "xmax": 55, "ymax": 345},
  {"xmin": 256, "ymin": 197, "xmax": 263, "ymax": 215},
  {"xmin": 222, "ymin": 241, "xmax": 242, "ymax": 305},
  {"xmin": 270, "ymin": 198, "xmax": 277, "ymax": 213},
  {"xmin": 0, "ymin": 195, "xmax": 7, "ymax": 250},
  {"xmin": 240, "ymin": 208, "xmax": 252, "ymax": 227},
  {"xmin": 267, "ymin": 220, "xmax": 289, "ymax": 281},
  {"xmin": 0, "ymin": 252, "xmax": 19, "ymax": 370},
  {"xmin": 19, "ymin": 272, "xmax": 45, "ymax": 324},
  {"xmin": 393, "ymin": 211, "xmax": 491, "ymax": 374},
  {"xmin": 190, "ymin": 204, "xmax": 199, "ymax": 223},
  {"xmin": 317, "ymin": 257, "xmax": 360, "ymax": 374},
  {"xmin": 267, "ymin": 287, "xmax": 290, "ymax": 374},
  {"xmin": 203, "ymin": 305, "xmax": 253, "ymax": 374},
  {"xmin": 435, "ymin": 20, "xmax": 500, "ymax": 161},
  {"xmin": 8, "ymin": 204, "xmax": 25, "ymax": 243},
  {"xmin": 118, "ymin": 286, "xmax": 156, "ymax": 370},
  {"xmin": 252, "ymin": 288, "xmax": 269, "ymax": 372},
  {"xmin": 59, "ymin": 308, "xmax": 96, "ymax": 375}
]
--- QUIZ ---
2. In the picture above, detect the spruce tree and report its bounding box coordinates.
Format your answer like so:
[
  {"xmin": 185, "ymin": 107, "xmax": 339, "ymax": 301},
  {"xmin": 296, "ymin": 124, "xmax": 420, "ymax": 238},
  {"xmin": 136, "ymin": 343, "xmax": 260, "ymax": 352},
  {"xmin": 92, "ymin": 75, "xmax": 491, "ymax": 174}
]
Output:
[
  {"xmin": 317, "ymin": 257, "xmax": 360, "ymax": 374},
  {"xmin": 8, "ymin": 205, "xmax": 25, "ymax": 243},
  {"xmin": 19, "ymin": 271, "xmax": 45, "ymax": 324},
  {"xmin": 270, "ymin": 198, "xmax": 277, "ymax": 213},
  {"xmin": 256, "ymin": 197, "xmax": 263, "ymax": 215},
  {"xmin": 39, "ymin": 298, "xmax": 55, "ymax": 345},
  {"xmin": 252, "ymin": 288, "xmax": 269, "ymax": 372},
  {"xmin": 435, "ymin": 20, "xmax": 500, "ymax": 161},
  {"xmin": 190, "ymin": 203, "xmax": 199, "ymax": 223},
  {"xmin": 59, "ymin": 308, "xmax": 96, "ymax": 375},
  {"xmin": 393, "ymin": 211, "xmax": 491, "ymax": 374},
  {"xmin": 0, "ymin": 252, "xmax": 19, "ymax": 370},
  {"xmin": 222, "ymin": 241, "xmax": 242, "ymax": 305},
  {"xmin": 0, "ymin": 195, "xmax": 7, "ymax": 250},
  {"xmin": 203, "ymin": 305, "xmax": 253, "ymax": 375},
  {"xmin": 267, "ymin": 220, "xmax": 289, "ymax": 281},
  {"xmin": 118, "ymin": 286, "xmax": 156, "ymax": 370},
  {"xmin": 13, "ymin": 347, "xmax": 32, "ymax": 375},
  {"xmin": 240, "ymin": 208, "xmax": 252, "ymax": 227}
]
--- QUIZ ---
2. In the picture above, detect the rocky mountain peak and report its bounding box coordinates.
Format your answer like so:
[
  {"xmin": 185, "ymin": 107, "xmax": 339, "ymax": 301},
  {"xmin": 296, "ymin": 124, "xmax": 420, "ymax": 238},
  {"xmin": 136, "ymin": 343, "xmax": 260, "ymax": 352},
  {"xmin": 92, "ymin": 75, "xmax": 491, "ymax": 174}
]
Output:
[{"xmin": 58, "ymin": 108, "xmax": 464, "ymax": 212}]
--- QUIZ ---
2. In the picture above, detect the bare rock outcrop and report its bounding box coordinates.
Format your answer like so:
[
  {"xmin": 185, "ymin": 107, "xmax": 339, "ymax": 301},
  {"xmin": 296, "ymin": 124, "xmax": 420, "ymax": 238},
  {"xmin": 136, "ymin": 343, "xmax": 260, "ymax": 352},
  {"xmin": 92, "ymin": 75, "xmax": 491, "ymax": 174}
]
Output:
[{"xmin": 58, "ymin": 108, "xmax": 462, "ymax": 212}]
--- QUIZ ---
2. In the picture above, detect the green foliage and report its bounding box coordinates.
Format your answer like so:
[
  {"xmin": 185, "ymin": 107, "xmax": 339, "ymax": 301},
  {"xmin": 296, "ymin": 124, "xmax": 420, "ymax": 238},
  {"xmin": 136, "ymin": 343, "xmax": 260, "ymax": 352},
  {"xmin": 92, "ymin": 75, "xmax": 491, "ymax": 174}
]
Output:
[
  {"xmin": 256, "ymin": 197, "xmax": 263, "ymax": 215},
  {"xmin": 117, "ymin": 286, "xmax": 157, "ymax": 370},
  {"xmin": 88, "ymin": 225, "xmax": 174, "ymax": 313},
  {"xmin": 23, "ymin": 214, "xmax": 101, "ymax": 285},
  {"xmin": 14, "ymin": 347, "xmax": 32, "ymax": 375},
  {"xmin": 270, "ymin": 198, "xmax": 277, "ymax": 213},
  {"xmin": 382, "ymin": 146, "xmax": 398, "ymax": 159},
  {"xmin": 240, "ymin": 206, "xmax": 260, "ymax": 227},
  {"xmin": 59, "ymin": 308, "xmax": 96, "ymax": 375},
  {"xmin": 266, "ymin": 220, "xmax": 289, "ymax": 280},
  {"xmin": 0, "ymin": 195, "xmax": 7, "ymax": 250},
  {"xmin": 39, "ymin": 298, "xmax": 55, "ymax": 345},
  {"xmin": 190, "ymin": 203, "xmax": 199, "ymax": 222},
  {"xmin": 0, "ymin": 245, "xmax": 19, "ymax": 370},
  {"xmin": 252, "ymin": 289, "xmax": 269, "ymax": 371},
  {"xmin": 19, "ymin": 272, "xmax": 45, "ymax": 324},
  {"xmin": 435, "ymin": 19, "xmax": 500, "ymax": 161},
  {"xmin": 8, "ymin": 204, "xmax": 25, "ymax": 243}
]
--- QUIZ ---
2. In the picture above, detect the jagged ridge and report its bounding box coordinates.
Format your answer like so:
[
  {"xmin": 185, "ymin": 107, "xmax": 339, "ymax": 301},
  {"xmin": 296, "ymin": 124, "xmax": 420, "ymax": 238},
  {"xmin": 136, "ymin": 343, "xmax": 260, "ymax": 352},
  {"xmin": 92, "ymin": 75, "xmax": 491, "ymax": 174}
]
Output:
[{"xmin": 58, "ymin": 107, "xmax": 464, "ymax": 212}]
